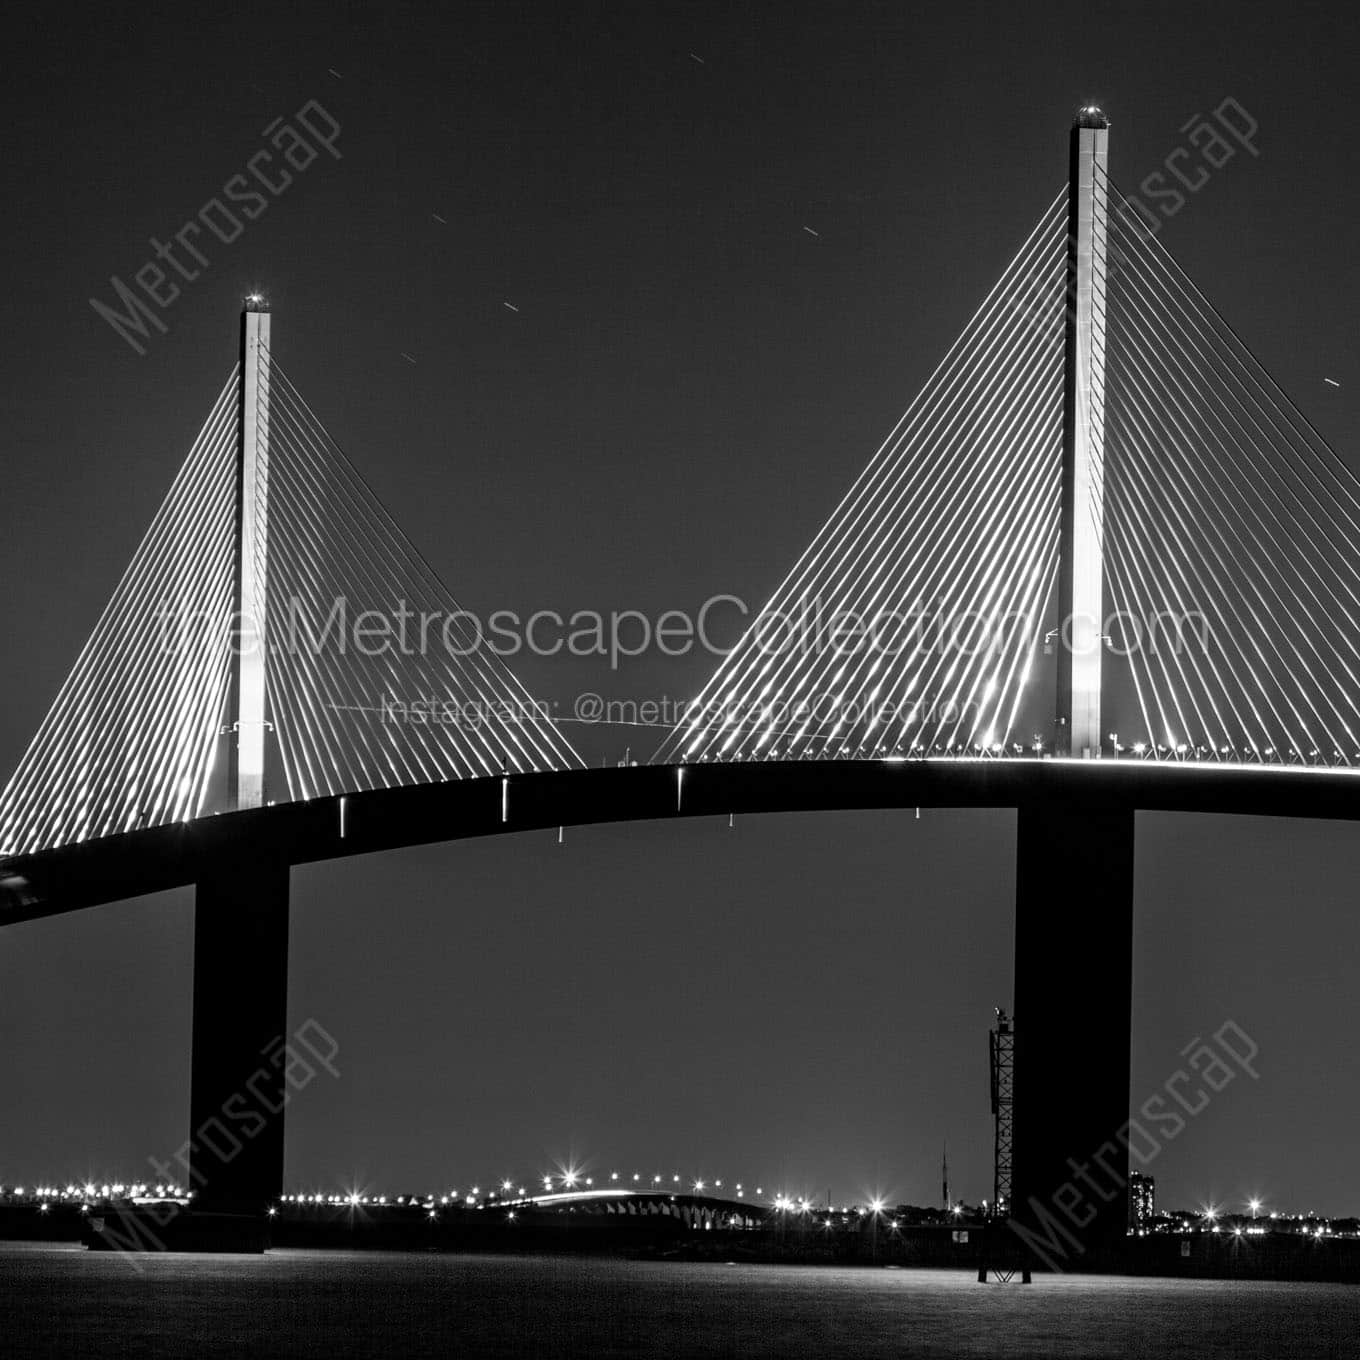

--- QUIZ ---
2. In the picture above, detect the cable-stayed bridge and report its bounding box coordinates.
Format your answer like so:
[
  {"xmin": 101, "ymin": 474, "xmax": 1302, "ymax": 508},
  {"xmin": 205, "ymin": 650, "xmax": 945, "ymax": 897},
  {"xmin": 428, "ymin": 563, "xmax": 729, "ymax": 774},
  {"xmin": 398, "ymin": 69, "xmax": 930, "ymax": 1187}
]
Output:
[{"xmin": 2, "ymin": 108, "xmax": 1355, "ymax": 1257}]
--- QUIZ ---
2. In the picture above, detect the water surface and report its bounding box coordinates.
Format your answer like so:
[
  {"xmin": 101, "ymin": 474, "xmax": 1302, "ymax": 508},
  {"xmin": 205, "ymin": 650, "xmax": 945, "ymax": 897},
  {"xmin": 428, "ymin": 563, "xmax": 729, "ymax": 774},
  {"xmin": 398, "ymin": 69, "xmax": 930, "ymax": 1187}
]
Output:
[{"xmin": 1, "ymin": 1244, "xmax": 1350, "ymax": 1358}]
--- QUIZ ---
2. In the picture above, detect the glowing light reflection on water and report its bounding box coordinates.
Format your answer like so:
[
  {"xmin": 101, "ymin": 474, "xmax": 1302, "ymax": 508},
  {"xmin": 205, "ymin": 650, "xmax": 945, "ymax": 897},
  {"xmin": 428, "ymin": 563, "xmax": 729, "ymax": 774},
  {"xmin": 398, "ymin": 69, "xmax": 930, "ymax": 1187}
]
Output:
[{"xmin": 0, "ymin": 1246, "xmax": 1349, "ymax": 1358}]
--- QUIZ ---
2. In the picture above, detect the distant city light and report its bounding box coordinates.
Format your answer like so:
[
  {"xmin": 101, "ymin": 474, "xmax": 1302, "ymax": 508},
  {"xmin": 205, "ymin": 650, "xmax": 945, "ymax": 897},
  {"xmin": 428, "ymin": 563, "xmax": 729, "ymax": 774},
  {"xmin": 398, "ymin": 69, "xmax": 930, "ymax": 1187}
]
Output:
[{"xmin": 26, "ymin": 1162, "xmax": 1350, "ymax": 1258}]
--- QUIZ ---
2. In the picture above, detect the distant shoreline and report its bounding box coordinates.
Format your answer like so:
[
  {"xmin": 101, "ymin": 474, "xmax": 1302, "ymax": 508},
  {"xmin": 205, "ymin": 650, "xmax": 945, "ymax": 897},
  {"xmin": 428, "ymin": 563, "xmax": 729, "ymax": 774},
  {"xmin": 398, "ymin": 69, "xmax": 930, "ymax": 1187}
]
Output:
[{"xmin": 5, "ymin": 1202, "xmax": 1360, "ymax": 1286}]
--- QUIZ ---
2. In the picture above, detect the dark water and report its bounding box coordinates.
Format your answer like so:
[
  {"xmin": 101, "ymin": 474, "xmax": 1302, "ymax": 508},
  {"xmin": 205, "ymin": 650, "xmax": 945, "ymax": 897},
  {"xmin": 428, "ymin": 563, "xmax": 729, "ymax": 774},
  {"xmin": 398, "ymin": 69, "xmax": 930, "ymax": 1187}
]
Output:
[{"xmin": 1, "ymin": 1243, "xmax": 1354, "ymax": 1358}]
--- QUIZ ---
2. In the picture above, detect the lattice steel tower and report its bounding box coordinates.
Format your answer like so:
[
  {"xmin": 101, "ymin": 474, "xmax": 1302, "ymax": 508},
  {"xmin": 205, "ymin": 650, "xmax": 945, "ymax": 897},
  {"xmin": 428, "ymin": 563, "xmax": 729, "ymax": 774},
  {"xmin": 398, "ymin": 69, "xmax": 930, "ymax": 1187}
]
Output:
[{"xmin": 989, "ymin": 1008, "xmax": 1015, "ymax": 1217}]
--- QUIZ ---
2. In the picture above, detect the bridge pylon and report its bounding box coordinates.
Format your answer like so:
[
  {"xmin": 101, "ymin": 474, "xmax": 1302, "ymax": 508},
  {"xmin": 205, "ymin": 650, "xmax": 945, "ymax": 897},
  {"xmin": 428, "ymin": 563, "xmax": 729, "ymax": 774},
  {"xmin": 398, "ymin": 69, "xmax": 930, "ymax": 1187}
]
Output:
[
  {"xmin": 1005, "ymin": 112, "xmax": 1133, "ymax": 1274},
  {"xmin": 188, "ymin": 854, "xmax": 290, "ymax": 1226},
  {"xmin": 1056, "ymin": 106, "xmax": 1109, "ymax": 759},
  {"xmin": 1011, "ymin": 796, "xmax": 1134, "ymax": 1268},
  {"xmin": 188, "ymin": 298, "xmax": 288, "ymax": 1237},
  {"xmin": 226, "ymin": 296, "xmax": 273, "ymax": 810}
]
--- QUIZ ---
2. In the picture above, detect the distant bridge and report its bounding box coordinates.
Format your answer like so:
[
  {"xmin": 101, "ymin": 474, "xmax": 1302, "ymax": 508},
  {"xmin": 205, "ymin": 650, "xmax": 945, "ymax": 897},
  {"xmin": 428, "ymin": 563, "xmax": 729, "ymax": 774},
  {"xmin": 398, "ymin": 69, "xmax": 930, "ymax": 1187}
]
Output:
[{"xmin": 504, "ymin": 1187, "xmax": 764, "ymax": 1231}]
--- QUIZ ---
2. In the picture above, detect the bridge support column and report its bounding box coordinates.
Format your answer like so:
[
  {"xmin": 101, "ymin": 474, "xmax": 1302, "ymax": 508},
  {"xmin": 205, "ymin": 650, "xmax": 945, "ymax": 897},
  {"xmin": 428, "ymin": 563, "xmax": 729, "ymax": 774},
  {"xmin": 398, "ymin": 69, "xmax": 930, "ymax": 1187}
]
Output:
[
  {"xmin": 1010, "ymin": 801, "xmax": 1133, "ymax": 1268},
  {"xmin": 188, "ymin": 857, "xmax": 290, "ymax": 1221}
]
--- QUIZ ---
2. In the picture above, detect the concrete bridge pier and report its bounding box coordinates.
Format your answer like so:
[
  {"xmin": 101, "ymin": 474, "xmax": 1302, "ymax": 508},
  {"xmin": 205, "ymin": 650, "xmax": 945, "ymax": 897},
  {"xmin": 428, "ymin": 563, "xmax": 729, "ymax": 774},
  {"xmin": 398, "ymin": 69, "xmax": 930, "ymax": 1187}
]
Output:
[
  {"xmin": 1010, "ymin": 801, "xmax": 1134, "ymax": 1268},
  {"xmin": 186, "ymin": 856, "xmax": 291, "ymax": 1236}
]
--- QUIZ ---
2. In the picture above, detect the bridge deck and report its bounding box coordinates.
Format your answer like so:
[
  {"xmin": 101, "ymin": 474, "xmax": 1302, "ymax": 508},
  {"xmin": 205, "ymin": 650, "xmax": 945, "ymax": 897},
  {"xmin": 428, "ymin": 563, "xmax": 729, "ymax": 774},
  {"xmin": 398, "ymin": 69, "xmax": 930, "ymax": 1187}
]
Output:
[{"xmin": 4, "ymin": 758, "xmax": 1360, "ymax": 926}]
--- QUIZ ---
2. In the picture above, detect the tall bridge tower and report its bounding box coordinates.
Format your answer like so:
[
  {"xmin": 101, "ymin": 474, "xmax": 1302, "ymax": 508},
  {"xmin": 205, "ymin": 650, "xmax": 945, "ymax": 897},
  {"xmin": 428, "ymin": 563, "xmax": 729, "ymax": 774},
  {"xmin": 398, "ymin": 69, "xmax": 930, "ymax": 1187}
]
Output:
[
  {"xmin": 1010, "ymin": 108, "xmax": 1134, "ymax": 1267},
  {"xmin": 1057, "ymin": 106, "xmax": 1109, "ymax": 759},
  {"xmin": 227, "ymin": 297, "xmax": 273, "ymax": 810},
  {"xmin": 189, "ymin": 297, "xmax": 291, "ymax": 1227}
]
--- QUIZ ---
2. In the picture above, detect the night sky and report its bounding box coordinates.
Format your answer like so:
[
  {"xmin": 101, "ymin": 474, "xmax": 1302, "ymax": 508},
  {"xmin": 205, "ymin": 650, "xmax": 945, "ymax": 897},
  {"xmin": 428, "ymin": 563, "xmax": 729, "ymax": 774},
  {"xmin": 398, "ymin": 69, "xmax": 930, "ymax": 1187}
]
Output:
[{"xmin": 3, "ymin": 0, "xmax": 1359, "ymax": 1214}]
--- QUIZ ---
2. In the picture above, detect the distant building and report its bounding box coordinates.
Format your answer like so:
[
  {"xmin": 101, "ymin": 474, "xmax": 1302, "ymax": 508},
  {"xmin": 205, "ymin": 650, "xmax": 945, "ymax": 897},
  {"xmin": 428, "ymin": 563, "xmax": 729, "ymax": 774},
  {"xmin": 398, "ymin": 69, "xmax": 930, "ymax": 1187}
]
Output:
[{"xmin": 1129, "ymin": 1171, "xmax": 1155, "ymax": 1233}]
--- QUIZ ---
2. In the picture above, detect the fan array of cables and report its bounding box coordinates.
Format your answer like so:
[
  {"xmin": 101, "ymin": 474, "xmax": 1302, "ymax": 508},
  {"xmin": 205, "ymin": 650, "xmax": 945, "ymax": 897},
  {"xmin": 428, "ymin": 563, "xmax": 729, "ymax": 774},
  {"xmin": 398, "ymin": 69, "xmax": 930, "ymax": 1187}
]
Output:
[
  {"xmin": 0, "ymin": 351, "xmax": 583, "ymax": 856},
  {"xmin": 0, "ymin": 374, "xmax": 240, "ymax": 854},
  {"xmin": 9, "ymin": 165, "xmax": 1360, "ymax": 858},
  {"xmin": 258, "ymin": 345, "xmax": 582, "ymax": 795},
  {"xmin": 1099, "ymin": 167, "xmax": 1360, "ymax": 763},
  {"xmin": 655, "ymin": 191, "xmax": 1069, "ymax": 763}
]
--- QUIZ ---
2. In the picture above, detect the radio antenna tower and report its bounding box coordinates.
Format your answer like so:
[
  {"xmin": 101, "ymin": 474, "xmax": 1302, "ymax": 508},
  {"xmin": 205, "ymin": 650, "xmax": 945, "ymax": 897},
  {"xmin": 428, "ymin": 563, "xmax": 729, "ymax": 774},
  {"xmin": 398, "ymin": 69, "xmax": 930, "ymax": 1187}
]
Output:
[{"xmin": 989, "ymin": 1008, "xmax": 1015, "ymax": 1218}]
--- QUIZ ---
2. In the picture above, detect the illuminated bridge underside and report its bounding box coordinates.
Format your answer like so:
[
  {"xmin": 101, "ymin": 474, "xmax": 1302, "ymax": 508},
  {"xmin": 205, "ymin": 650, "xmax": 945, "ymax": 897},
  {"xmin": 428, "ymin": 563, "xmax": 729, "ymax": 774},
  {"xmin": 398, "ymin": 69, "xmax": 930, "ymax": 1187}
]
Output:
[{"xmin": 5, "ymin": 759, "xmax": 1360, "ymax": 927}]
